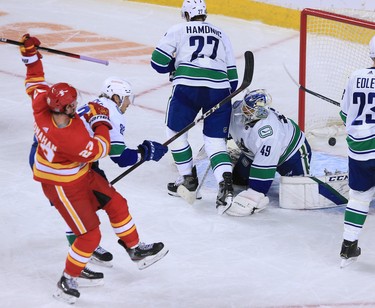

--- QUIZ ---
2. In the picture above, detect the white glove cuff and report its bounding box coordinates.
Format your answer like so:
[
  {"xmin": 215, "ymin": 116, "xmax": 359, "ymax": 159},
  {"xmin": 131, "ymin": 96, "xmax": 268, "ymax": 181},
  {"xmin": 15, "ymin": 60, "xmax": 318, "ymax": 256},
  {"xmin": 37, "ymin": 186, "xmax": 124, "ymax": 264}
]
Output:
[{"xmin": 22, "ymin": 54, "xmax": 39, "ymax": 65}]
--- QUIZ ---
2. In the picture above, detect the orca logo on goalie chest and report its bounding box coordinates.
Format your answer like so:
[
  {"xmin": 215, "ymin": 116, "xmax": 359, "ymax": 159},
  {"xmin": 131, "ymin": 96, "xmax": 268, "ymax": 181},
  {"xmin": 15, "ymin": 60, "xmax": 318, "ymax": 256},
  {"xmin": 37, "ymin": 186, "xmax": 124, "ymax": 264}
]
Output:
[{"xmin": 258, "ymin": 125, "xmax": 273, "ymax": 138}]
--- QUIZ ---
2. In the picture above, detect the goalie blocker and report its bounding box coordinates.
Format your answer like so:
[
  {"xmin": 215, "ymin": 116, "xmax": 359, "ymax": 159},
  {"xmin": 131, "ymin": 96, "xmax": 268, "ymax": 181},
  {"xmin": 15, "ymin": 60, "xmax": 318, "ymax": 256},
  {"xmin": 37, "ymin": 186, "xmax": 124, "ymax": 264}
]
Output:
[{"xmin": 279, "ymin": 173, "xmax": 349, "ymax": 209}]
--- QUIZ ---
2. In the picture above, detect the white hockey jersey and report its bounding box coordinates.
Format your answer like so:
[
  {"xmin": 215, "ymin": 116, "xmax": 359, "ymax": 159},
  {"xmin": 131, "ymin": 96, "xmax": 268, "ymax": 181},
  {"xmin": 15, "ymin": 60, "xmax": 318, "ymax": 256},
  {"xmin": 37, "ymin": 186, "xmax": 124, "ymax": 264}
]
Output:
[
  {"xmin": 229, "ymin": 102, "xmax": 305, "ymax": 186},
  {"xmin": 79, "ymin": 97, "xmax": 127, "ymax": 159},
  {"xmin": 151, "ymin": 21, "xmax": 238, "ymax": 90},
  {"xmin": 340, "ymin": 67, "xmax": 375, "ymax": 161}
]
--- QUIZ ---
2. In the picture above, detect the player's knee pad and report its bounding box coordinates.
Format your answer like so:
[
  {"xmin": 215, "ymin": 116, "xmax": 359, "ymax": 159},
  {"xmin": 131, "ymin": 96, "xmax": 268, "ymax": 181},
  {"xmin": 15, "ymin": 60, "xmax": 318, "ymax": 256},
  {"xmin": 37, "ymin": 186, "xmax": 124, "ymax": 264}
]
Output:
[
  {"xmin": 166, "ymin": 127, "xmax": 189, "ymax": 151},
  {"xmin": 104, "ymin": 192, "xmax": 130, "ymax": 221},
  {"xmin": 75, "ymin": 226, "xmax": 101, "ymax": 252},
  {"xmin": 203, "ymin": 135, "xmax": 227, "ymax": 157},
  {"xmin": 349, "ymin": 187, "xmax": 375, "ymax": 203}
]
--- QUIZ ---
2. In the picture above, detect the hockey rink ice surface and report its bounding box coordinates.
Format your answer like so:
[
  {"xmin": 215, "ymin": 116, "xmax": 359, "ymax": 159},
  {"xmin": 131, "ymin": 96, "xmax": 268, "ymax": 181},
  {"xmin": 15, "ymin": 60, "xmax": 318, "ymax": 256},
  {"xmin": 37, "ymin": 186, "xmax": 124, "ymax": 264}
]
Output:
[{"xmin": 2, "ymin": 1, "xmax": 375, "ymax": 307}]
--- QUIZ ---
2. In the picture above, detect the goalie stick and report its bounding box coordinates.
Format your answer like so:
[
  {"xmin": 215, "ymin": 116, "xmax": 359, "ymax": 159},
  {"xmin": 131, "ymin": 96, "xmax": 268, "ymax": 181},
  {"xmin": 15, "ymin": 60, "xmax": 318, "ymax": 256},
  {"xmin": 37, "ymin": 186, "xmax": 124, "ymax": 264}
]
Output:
[
  {"xmin": 110, "ymin": 50, "xmax": 255, "ymax": 185},
  {"xmin": 181, "ymin": 145, "xmax": 211, "ymax": 203},
  {"xmin": 283, "ymin": 64, "xmax": 340, "ymax": 107},
  {"xmin": 1, "ymin": 37, "xmax": 109, "ymax": 66}
]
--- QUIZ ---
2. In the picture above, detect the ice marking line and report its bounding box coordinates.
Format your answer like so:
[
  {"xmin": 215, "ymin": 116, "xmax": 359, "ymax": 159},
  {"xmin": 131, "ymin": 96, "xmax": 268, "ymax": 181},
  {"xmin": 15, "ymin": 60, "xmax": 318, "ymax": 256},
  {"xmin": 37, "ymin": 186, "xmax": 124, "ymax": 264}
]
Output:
[
  {"xmin": 0, "ymin": 69, "xmax": 166, "ymax": 114},
  {"xmin": 0, "ymin": 17, "xmax": 298, "ymax": 115}
]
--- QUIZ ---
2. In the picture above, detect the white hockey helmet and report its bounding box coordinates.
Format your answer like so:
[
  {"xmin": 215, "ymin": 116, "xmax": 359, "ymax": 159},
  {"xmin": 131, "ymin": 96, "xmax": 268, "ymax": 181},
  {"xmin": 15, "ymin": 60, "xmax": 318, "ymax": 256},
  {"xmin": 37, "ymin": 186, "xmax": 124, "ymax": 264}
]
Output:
[
  {"xmin": 240, "ymin": 89, "xmax": 271, "ymax": 124},
  {"xmin": 101, "ymin": 77, "xmax": 134, "ymax": 112},
  {"xmin": 181, "ymin": 0, "xmax": 207, "ymax": 21},
  {"xmin": 370, "ymin": 35, "xmax": 375, "ymax": 59},
  {"xmin": 101, "ymin": 77, "xmax": 133, "ymax": 99}
]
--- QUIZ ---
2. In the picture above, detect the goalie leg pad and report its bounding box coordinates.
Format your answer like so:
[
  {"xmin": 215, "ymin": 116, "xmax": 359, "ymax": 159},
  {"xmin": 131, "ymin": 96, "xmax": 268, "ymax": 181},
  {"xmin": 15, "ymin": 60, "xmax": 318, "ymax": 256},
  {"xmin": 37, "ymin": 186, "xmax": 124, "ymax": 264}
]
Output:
[
  {"xmin": 279, "ymin": 173, "xmax": 349, "ymax": 209},
  {"xmin": 226, "ymin": 189, "xmax": 269, "ymax": 216}
]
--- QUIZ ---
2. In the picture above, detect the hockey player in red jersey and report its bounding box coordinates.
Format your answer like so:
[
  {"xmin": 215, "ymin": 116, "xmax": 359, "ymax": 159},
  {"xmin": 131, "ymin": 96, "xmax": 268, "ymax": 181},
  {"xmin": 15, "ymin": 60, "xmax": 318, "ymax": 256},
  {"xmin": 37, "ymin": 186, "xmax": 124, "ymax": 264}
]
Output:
[{"xmin": 20, "ymin": 34, "xmax": 169, "ymax": 304}]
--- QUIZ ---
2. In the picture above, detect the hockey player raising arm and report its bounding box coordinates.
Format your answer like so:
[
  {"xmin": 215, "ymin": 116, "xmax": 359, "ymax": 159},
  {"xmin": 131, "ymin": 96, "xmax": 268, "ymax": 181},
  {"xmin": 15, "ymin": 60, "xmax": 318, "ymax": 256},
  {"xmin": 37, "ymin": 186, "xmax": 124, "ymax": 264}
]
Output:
[
  {"xmin": 339, "ymin": 35, "xmax": 375, "ymax": 267},
  {"xmin": 150, "ymin": 0, "xmax": 238, "ymax": 212},
  {"xmin": 20, "ymin": 34, "xmax": 168, "ymax": 304},
  {"xmin": 29, "ymin": 76, "xmax": 168, "ymax": 273},
  {"xmin": 227, "ymin": 89, "xmax": 312, "ymax": 216}
]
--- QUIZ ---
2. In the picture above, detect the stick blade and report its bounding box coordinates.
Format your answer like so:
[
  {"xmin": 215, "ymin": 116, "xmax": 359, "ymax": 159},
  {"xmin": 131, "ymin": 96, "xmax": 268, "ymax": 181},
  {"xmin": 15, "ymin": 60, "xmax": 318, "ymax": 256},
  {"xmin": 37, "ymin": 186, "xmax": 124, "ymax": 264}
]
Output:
[{"xmin": 241, "ymin": 51, "xmax": 254, "ymax": 89}]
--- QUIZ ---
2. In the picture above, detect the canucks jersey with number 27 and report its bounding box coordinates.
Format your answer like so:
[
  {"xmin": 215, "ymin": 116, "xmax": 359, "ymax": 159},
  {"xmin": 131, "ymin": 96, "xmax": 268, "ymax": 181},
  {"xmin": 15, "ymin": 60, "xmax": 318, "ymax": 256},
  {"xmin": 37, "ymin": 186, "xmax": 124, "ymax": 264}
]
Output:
[
  {"xmin": 229, "ymin": 101, "xmax": 305, "ymax": 194},
  {"xmin": 340, "ymin": 67, "xmax": 375, "ymax": 161},
  {"xmin": 151, "ymin": 21, "xmax": 238, "ymax": 91}
]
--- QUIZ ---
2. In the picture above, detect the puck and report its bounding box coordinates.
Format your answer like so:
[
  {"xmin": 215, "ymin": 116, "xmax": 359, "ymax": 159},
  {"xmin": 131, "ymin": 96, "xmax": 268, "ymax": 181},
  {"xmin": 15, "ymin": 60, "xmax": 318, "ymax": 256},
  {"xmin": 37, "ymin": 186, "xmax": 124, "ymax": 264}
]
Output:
[{"xmin": 328, "ymin": 137, "xmax": 336, "ymax": 146}]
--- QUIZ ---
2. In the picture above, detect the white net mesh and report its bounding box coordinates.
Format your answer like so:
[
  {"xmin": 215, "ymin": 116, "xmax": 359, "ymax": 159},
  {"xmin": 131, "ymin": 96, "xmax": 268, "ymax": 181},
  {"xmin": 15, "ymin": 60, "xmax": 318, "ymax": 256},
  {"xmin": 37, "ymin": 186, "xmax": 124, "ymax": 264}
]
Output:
[{"xmin": 302, "ymin": 9, "xmax": 375, "ymax": 138}]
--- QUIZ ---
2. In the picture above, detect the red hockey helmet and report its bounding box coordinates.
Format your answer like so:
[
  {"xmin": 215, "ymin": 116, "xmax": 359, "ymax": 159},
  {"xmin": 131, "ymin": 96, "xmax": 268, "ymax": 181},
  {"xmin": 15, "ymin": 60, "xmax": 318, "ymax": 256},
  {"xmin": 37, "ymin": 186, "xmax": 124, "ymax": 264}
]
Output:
[{"xmin": 46, "ymin": 83, "xmax": 78, "ymax": 113}]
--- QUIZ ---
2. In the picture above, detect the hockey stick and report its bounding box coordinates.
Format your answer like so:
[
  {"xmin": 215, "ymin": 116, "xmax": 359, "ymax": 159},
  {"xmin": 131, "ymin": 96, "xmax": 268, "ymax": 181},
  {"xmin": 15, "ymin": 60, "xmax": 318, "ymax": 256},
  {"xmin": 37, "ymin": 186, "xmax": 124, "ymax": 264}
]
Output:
[
  {"xmin": 0, "ymin": 38, "xmax": 109, "ymax": 66},
  {"xmin": 110, "ymin": 50, "xmax": 255, "ymax": 185},
  {"xmin": 196, "ymin": 162, "xmax": 211, "ymax": 197},
  {"xmin": 193, "ymin": 145, "xmax": 211, "ymax": 199},
  {"xmin": 283, "ymin": 64, "xmax": 340, "ymax": 107},
  {"xmin": 309, "ymin": 175, "xmax": 348, "ymax": 205}
]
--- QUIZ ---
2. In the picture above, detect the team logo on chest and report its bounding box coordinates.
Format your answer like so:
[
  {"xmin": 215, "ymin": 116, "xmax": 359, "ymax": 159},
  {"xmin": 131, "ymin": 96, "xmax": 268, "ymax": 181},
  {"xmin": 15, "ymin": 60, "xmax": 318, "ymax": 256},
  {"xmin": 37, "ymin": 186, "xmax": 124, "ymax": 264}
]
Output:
[{"xmin": 258, "ymin": 125, "xmax": 273, "ymax": 138}]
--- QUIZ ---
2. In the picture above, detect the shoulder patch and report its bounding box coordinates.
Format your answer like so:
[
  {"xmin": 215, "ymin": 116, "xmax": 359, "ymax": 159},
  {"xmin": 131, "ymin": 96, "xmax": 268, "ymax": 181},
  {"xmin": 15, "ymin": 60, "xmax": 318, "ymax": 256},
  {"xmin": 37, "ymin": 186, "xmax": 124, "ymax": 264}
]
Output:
[{"xmin": 258, "ymin": 125, "xmax": 273, "ymax": 138}]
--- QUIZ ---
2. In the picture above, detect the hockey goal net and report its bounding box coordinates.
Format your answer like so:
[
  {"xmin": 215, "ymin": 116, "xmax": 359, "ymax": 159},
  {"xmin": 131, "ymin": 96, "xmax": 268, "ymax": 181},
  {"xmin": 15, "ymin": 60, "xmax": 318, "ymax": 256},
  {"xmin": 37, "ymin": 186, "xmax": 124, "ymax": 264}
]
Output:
[{"xmin": 299, "ymin": 8, "xmax": 375, "ymax": 151}]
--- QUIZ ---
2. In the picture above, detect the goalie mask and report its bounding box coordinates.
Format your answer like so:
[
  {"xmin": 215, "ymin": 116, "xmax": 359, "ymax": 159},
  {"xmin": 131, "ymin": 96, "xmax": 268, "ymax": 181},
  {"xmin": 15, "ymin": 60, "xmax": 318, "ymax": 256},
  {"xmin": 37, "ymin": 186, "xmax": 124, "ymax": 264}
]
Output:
[
  {"xmin": 101, "ymin": 77, "xmax": 134, "ymax": 114},
  {"xmin": 240, "ymin": 89, "xmax": 271, "ymax": 124},
  {"xmin": 181, "ymin": 0, "xmax": 207, "ymax": 21}
]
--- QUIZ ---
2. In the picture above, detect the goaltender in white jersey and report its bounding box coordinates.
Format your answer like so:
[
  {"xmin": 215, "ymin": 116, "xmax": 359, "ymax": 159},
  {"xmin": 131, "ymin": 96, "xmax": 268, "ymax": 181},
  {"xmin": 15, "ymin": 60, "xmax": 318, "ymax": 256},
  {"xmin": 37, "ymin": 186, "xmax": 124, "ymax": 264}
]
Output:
[{"xmin": 227, "ymin": 89, "xmax": 312, "ymax": 216}]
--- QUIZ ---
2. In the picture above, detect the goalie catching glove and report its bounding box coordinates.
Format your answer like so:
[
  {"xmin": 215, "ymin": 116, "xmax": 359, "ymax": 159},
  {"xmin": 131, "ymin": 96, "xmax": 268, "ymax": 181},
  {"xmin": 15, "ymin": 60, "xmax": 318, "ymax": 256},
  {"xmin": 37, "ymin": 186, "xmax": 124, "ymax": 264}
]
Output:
[
  {"xmin": 138, "ymin": 140, "xmax": 168, "ymax": 162},
  {"xmin": 226, "ymin": 188, "xmax": 269, "ymax": 216},
  {"xmin": 84, "ymin": 102, "xmax": 112, "ymax": 131}
]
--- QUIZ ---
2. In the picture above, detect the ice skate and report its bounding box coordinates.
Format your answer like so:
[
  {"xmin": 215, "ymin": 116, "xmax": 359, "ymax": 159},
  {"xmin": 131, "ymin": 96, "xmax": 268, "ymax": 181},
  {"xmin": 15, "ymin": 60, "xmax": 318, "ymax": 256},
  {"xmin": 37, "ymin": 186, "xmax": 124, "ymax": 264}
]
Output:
[
  {"xmin": 340, "ymin": 239, "xmax": 361, "ymax": 268},
  {"xmin": 118, "ymin": 240, "xmax": 169, "ymax": 270},
  {"xmin": 90, "ymin": 245, "xmax": 113, "ymax": 268},
  {"xmin": 216, "ymin": 172, "xmax": 234, "ymax": 215},
  {"xmin": 77, "ymin": 266, "xmax": 104, "ymax": 287},
  {"xmin": 167, "ymin": 166, "xmax": 201, "ymax": 204},
  {"xmin": 53, "ymin": 272, "xmax": 80, "ymax": 304}
]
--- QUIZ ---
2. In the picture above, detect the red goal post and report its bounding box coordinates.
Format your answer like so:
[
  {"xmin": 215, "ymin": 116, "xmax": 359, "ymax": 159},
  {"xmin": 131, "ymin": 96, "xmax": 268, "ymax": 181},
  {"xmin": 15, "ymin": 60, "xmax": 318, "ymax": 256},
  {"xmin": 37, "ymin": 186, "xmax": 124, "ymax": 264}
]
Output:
[{"xmin": 298, "ymin": 8, "xmax": 375, "ymax": 139}]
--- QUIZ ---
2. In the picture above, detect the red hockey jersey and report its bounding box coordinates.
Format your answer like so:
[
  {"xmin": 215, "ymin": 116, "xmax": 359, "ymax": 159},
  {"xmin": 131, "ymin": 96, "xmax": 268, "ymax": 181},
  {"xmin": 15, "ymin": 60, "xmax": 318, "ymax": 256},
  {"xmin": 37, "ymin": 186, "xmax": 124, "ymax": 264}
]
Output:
[{"xmin": 25, "ymin": 60, "xmax": 110, "ymax": 185}]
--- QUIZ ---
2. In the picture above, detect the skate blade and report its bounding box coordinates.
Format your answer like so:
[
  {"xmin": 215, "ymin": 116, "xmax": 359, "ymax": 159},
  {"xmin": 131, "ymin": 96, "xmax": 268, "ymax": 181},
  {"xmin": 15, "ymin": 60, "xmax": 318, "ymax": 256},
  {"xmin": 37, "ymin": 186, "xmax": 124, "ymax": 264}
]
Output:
[
  {"xmin": 176, "ymin": 186, "xmax": 198, "ymax": 205},
  {"xmin": 137, "ymin": 247, "xmax": 169, "ymax": 270},
  {"xmin": 89, "ymin": 257, "xmax": 113, "ymax": 268},
  {"xmin": 53, "ymin": 288, "xmax": 79, "ymax": 304},
  {"xmin": 340, "ymin": 257, "xmax": 358, "ymax": 268},
  {"xmin": 77, "ymin": 277, "xmax": 104, "ymax": 287},
  {"xmin": 168, "ymin": 190, "xmax": 202, "ymax": 200}
]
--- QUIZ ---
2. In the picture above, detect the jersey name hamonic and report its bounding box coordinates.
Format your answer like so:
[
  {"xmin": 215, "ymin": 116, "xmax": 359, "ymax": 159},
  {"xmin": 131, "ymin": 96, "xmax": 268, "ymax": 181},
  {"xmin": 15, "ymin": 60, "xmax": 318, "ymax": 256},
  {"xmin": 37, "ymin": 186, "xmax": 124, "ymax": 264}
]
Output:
[{"xmin": 151, "ymin": 21, "xmax": 238, "ymax": 89}]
